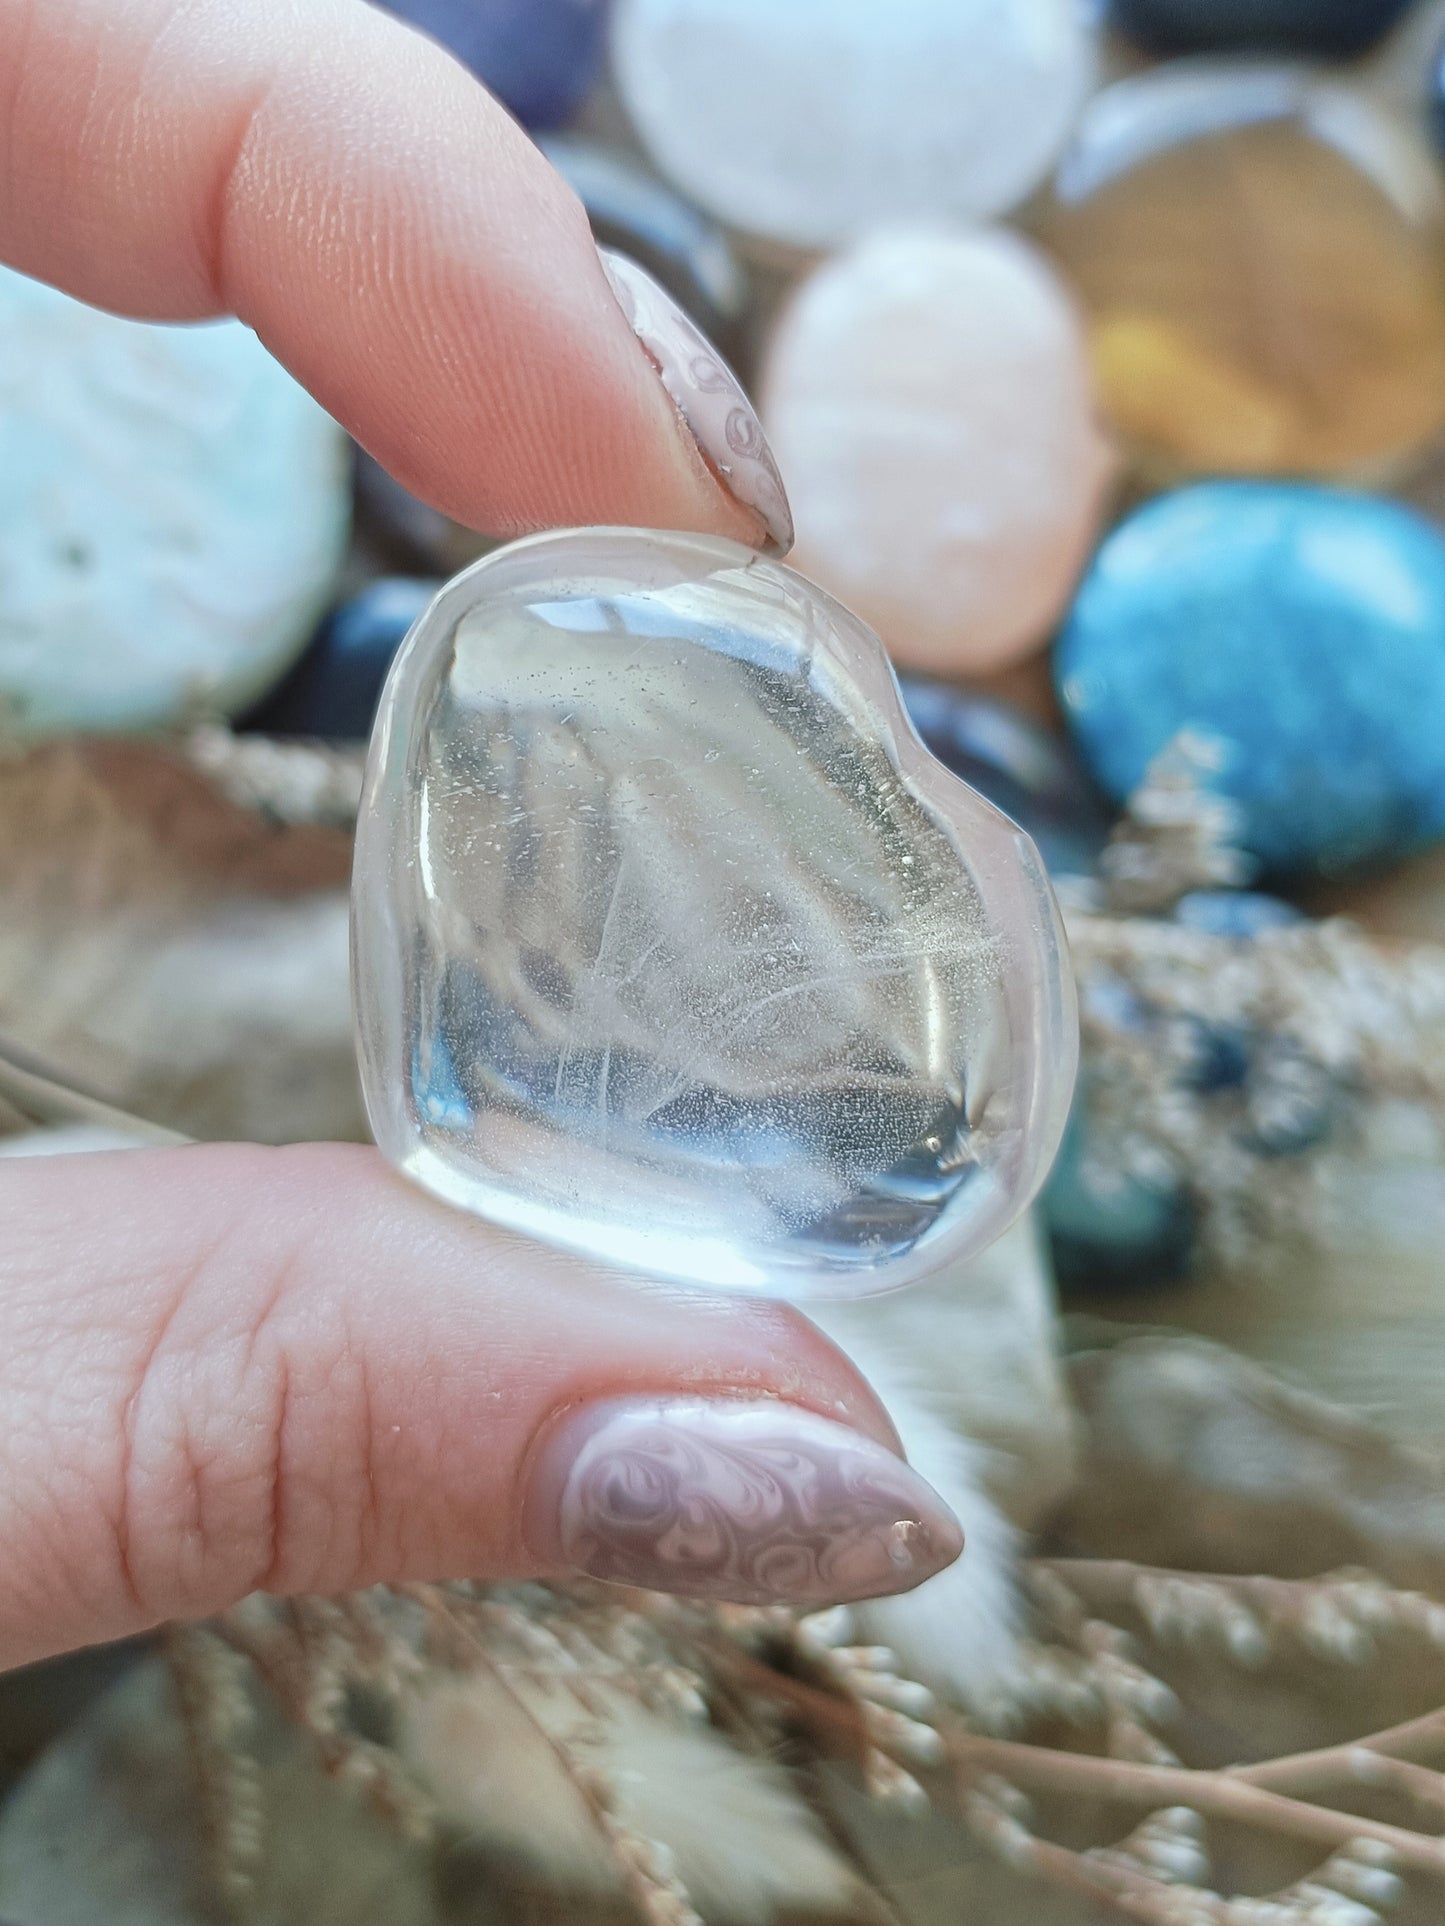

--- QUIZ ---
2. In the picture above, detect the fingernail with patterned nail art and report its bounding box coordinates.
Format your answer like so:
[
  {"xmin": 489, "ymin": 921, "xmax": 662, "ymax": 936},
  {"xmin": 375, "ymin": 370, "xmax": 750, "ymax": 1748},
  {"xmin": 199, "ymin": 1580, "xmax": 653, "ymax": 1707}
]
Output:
[
  {"xmin": 600, "ymin": 248, "xmax": 794, "ymax": 557},
  {"xmin": 526, "ymin": 1396, "xmax": 963, "ymax": 1607}
]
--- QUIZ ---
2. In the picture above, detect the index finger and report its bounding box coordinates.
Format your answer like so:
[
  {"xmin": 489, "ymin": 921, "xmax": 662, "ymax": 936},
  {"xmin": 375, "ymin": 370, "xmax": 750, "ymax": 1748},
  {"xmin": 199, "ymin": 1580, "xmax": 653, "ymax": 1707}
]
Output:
[{"xmin": 0, "ymin": 0, "xmax": 777, "ymax": 546}]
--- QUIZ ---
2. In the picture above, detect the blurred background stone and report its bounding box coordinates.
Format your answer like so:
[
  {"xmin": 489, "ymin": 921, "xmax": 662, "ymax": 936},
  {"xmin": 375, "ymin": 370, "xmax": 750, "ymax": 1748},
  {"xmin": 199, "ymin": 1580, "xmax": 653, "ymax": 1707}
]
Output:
[
  {"xmin": 1056, "ymin": 482, "xmax": 1445, "ymax": 877},
  {"xmin": 612, "ymin": 0, "xmax": 1097, "ymax": 249},
  {"xmin": 376, "ymin": 0, "xmax": 610, "ymax": 128},
  {"xmin": 242, "ymin": 579, "xmax": 438, "ymax": 742},
  {"xmin": 1032, "ymin": 64, "xmax": 1445, "ymax": 483},
  {"xmin": 1108, "ymin": 0, "xmax": 1416, "ymax": 58},
  {"xmin": 898, "ymin": 675, "xmax": 1113, "ymax": 880},
  {"xmin": 539, "ymin": 135, "xmax": 752, "ymax": 366},
  {"xmin": 0, "ymin": 270, "xmax": 349, "ymax": 738},
  {"xmin": 763, "ymin": 227, "xmax": 1115, "ymax": 676}
]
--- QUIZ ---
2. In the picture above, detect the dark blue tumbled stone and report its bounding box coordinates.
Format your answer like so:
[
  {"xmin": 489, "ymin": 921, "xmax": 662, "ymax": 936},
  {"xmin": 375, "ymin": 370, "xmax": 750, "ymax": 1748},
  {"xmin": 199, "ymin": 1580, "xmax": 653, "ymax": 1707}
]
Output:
[
  {"xmin": 539, "ymin": 135, "xmax": 752, "ymax": 363},
  {"xmin": 1043, "ymin": 1095, "xmax": 1196, "ymax": 1292},
  {"xmin": 1056, "ymin": 483, "xmax": 1445, "ymax": 879},
  {"xmin": 378, "ymin": 0, "xmax": 608, "ymax": 128},
  {"xmin": 1170, "ymin": 1016, "xmax": 1252, "ymax": 1094},
  {"xmin": 899, "ymin": 676, "xmax": 1113, "ymax": 878},
  {"xmin": 241, "ymin": 578, "xmax": 438, "ymax": 740},
  {"xmin": 1108, "ymin": 0, "xmax": 1413, "ymax": 58}
]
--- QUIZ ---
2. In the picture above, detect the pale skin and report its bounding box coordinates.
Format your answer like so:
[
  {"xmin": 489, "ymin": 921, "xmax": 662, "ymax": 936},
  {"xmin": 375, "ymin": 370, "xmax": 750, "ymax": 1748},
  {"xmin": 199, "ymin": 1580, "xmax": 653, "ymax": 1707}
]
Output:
[{"xmin": 0, "ymin": 0, "xmax": 904, "ymax": 1673}]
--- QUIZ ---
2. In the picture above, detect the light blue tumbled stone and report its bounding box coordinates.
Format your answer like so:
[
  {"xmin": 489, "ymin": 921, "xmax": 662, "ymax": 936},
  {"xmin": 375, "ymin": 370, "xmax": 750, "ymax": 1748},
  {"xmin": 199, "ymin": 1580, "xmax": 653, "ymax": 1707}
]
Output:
[
  {"xmin": 1056, "ymin": 482, "xmax": 1445, "ymax": 877},
  {"xmin": 0, "ymin": 268, "xmax": 350, "ymax": 736}
]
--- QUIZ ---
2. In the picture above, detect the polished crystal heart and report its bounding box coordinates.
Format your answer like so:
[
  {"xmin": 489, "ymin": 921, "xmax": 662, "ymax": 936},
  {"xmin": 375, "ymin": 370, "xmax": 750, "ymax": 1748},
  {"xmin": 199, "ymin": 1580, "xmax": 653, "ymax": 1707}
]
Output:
[{"xmin": 352, "ymin": 529, "xmax": 1076, "ymax": 1296}]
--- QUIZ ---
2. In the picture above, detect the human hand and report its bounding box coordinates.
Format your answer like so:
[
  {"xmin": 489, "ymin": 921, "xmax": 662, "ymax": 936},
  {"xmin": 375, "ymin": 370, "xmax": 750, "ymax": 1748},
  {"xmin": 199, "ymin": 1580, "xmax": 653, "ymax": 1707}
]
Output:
[{"xmin": 0, "ymin": 0, "xmax": 961, "ymax": 1674}]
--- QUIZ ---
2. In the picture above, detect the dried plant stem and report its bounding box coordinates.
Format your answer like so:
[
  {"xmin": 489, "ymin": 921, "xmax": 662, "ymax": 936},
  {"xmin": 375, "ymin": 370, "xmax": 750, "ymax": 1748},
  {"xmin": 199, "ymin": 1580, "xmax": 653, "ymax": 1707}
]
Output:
[
  {"xmin": 947, "ymin": 1731, "xmax": 1445, "ymax": 1879},
  {"xmin": 1340, "ymin": 1705, "xmax": 1445, "ymax": 1763},
  {"xmin": 706, "ymin": 1635, "xmax": 1445, "ymax": 1880},
  {"xmin": 1234, "ymin": 1744, "xmax": 1445, "ymax": 1819},
  {"xmin": 1001, "ymin": 1834, "xmax": 1186, "ymax": 1922},
  {"xmin": 214, "ymin": 1607, "xmax": 434, "ymax": 1841},
  {"xmin": 166, "ymin": 1624, "xmax": 266, "ymax": 1917},
  {"xmin": 1227, "ymin": 1704, "xmax": 1445, "ymax": 1807},
  {"xmin": 1040, "ymin": 1559, "xmax": 1444, "ymax": 1621},
  {"xmin": 412, "ymin": 1586, "xmax": 705, "ymax": 1926}
]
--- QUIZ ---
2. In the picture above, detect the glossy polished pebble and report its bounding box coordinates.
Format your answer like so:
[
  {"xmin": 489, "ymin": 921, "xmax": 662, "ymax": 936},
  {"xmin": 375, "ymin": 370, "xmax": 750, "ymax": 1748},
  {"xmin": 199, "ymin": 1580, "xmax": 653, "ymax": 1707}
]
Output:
[
  {"xmin": 898, "ymin": 676, "xmax": 1113, "ymax": 880},
  {"xmin": 0, "ymin": 269, "xmax": 348, "ymax": 736},
  {"xmin": 539, "ymin": 136, "xmax": 751, "ymax": 363},
  {"xmin": 1033, "ymin": 65, "xmax": 1445, "ymax": 481},
  {"xmin": 1056, "ymin": 483, "xmax": 1445, "ymax": 877},
  {"xmin": 242, "ymin": 579, "xmax": 438, "ymax": 740},
  {"xmin": 613, "ymin": 0, "xmax": 1095, "ymax": 249},
  {"xmin": 376, "ymin": 0, "xmax": 607, "ymax": 127},
  {"xmin": 1109, "ymin": 0, "xmax": 1414, "ymax": 57},
  {"xmin": 1043, "ymin": 1096, "xmax": 1196, "ymax": 1292},
  {"xmin": 762, "ymin": 229, "xmax": 1115, "ymax": 675},
  {"xmin": 353, "ymin": 529, "xmax": 1078, "ymax": 1298}
]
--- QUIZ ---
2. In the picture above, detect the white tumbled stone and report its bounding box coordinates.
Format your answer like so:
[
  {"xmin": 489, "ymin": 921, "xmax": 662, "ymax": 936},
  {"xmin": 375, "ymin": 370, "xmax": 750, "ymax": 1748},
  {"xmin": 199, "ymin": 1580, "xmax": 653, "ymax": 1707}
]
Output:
[
  {"xmin": 0, "ymin": 267, "xmax": 349, "ymax": 735},
  {"xmin": 762, "ymin": 228, "xmax": 1116, "ymax": 675},
  {"xmin": 612, "ymin": 0, "xmax": 1096, "ymax": 250}
]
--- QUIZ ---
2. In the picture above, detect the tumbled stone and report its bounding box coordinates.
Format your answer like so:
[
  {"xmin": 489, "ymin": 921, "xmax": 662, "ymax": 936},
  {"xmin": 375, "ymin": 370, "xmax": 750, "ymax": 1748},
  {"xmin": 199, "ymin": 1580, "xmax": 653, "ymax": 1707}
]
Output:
[
  {"xmin": 1043, "ymin": 1093, "xmax": 1197, "ymax": 1293},
  {"xmin": 1057, "ymin": 483, "xmax": 1445, "ymax": 877},
  {"xmin": 539, "ymin": 136, "xmax": 751, "ymax": 366},
  {"xmin": 1433, "ymin": 24, "xmax": 1445, "ymax": 166},
  {"xmin": 1109, "ymin": 0, "xmax": 1414, "ymax": 57},
  {"xmin": 1172, "ymin": 890, "xmax": 1306, "ymax": 939},
  {"xmin": 612, "ymin": 0, "xmax": 1096, "ymax": 249},
  {"xmin": 353, "ymin": 529, "xmax": 1078, "ymax": 1298},
  {"xmin": 898, "ymin": 676, "xmax": 1113, "ymax": 880},
  {"xmin": 1033, "ymin": 65, "xmax": 1445, "ymax": 482},
  {"xmin": 377, "ymin": 0, "xmax": 608, "ymax": 128},
  {"xmin": 0, "ymin": 269, "xmax": 349, "ymax": 736},
  {"xmin": 243, "ymin": 579, "xmax": 438, "ymax": 741},
  {"xmin": 762, "ymin": 229, "xmax": 1115, "ymax": 675}
]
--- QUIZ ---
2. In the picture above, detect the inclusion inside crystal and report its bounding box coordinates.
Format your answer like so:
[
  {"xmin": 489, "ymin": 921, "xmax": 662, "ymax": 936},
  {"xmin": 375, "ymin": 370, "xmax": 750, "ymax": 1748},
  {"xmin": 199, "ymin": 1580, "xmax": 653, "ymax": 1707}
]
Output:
[{"xmin": 352, "ymin": 529, "xmax": 1076, "ymax": 1297}]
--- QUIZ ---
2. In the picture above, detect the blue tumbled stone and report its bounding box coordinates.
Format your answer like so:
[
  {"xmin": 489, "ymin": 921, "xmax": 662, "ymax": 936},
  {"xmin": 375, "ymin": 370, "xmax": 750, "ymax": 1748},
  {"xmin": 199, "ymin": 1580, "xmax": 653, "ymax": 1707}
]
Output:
[
  {"xmin": 1432, "ymin": 26, "xmax": 1445, "ymax": 164},
  {"xmin": 378, "ymin": 0, "xmax": 608, "ymax": 128},
  {"xmin": 1108, "ymin": 0, "xmax": 1412, "ymax": 58},
  {"xmin": 1042, "ymin": 1095, "xmax": 1196, "ymax": 1292},
  {"xmin": 899, "ymin": 676, "xmax": 1113, "ymax": 878},
  {"xmin": 1171, "ymin": 1016, "xmax": 1252, "ymax": 1094},
  {"xmin": 1172, "ymin": 890, "xmax": 1306, "ymax": 939},
  {"xmin": 1056, "ymin": 483, "xmax": 1445, "ymax": 878},
  {"xmin": 241, "ymin": 578, "xmax": 438, "ymax": 740}
]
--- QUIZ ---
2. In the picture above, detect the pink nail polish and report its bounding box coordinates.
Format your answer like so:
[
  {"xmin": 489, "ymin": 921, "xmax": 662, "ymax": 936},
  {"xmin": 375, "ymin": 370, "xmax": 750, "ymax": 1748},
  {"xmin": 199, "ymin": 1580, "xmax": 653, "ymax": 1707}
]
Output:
[
  {"xmin": 527, "ymin": 1396, "xmax": 962, "ymax": 1607},
  {"xmin": 600, "ymin": 248, "xmax": 794, "ymax": 557}
]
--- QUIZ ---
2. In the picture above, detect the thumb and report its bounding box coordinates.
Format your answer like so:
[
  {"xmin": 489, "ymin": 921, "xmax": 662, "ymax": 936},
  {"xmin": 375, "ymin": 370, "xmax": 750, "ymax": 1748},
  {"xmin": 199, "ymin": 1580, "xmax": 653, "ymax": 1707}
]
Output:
[{"xmin": 0, "ymin": 1141, "xmax": 961, "ymax": 1671}]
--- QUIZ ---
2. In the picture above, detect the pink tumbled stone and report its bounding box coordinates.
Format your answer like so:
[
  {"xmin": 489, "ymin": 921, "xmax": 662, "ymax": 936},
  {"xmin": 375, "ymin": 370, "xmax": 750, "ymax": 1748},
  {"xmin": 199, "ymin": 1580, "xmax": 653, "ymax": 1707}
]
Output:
[{"xmin": 761, "ymin": 227, "xmax": 1117, "ymax": 676}]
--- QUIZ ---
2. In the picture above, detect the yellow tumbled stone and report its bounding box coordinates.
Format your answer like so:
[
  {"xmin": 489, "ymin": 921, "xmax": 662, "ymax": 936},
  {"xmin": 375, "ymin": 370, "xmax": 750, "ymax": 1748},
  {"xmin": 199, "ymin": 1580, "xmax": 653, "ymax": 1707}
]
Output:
[{"xmin": 1033, "ymin": 64, "xmax": 1445, "ymax": 482}]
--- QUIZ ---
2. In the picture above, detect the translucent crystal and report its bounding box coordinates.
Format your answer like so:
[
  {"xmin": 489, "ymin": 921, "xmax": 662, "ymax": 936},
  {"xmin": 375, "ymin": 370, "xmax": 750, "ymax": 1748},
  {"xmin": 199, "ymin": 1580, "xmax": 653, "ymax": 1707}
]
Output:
[{"xmin": 352, "ymin": 530, "xmax": 1077, "ymax": 1297}]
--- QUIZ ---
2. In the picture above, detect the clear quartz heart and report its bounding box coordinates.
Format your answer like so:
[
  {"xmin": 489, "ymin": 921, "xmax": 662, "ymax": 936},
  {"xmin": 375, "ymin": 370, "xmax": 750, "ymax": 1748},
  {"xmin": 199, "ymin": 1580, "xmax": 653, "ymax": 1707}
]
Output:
[{"xmin": 352, "ymin": 528, "xmax": 1077, "ymax": 1297}]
